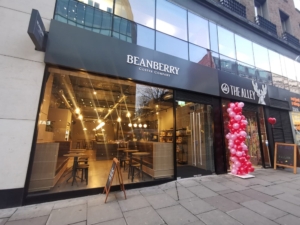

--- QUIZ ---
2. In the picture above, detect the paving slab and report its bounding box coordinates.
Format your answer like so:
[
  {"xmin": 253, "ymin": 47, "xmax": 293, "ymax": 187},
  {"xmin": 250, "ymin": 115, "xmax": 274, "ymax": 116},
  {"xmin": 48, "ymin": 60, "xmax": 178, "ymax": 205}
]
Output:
[
  {"xmin": 251, "ymin": 185, "xmax": 284, "ymax": 196},
  {"xmin": 177, "ymin": 179, "xmax": 201, "ymax": 188},
  {"xmin": 87, "ymin": 201, "xmax": 123, "ymax": 225},
  {"xmin": 53, "ymin": 198, "xmax": 87, "ymax": 209},
  {"xmin": 222, "ymin": 192, "xmax": 252, "ymax": 203},
  {"xmin": 222, "ymin": 181, "xmax": 249, "ymax": 191},
  {"xmin": 197, "ymin": 209, "xmax": 242, "ymax": 225},
  {"xmin": 118, "ymin": 195, "xmax": 149, "ymax": 212},
  {"xmin": 275, "ymin": 193, "xmax": 300, "ymax": 206},
  {"xmin": 157, "ymin": 205, "xmax": 199, "ymax": 225},
  {"xmin": 94, "ymin": 218, "xmax": 126, "ymax": 225},
  {"xmin": 115, "ymin": 189, "xmax": 140, "ymax": 200},
  {"xmin": 185, "ymin": 220, "xmax": 206, "ymax": 225},
  {"xmin": 241, "ymin": 200, "xmax": 287, "ymax": 220},
  {"xmin": 279, "ymin": 182, "xmax": 300, "ymax": 190},
  {"xmin": 87, "ymin": 194, "xmax": 116, "ymax": 207},
  {"xmin": 139, "ymin": 186, "xmax": 164, "ymax": 197},
  {"xmin": 201, "ymin": 181, "xmax": 229, "ymax": 192},
  {"xmin": 159, "ymin": 181, "xmax": 179, "ymax": 190},
  {"xmin": 187, "ymin": 186, "xmax": 219, "ymax": 199},
  {"xmin": 165, "ymin": 186, "xmax": 196, "ymax": 200},
  {"xmin": 209, "ymin": 177, "xmax": 229, "ymax": 183},
  {"xmin": 123, "ymin": 206, "xmax": 165, "ymax": 225},
  {"xmin": 266, "ymin": 199, "xmax": 300, "ymax": 217},
  {"xmin": 0, "ymin": 218, "xmax": 8, "ymax": 225},
  {"xmin": 230, "ymin": 177, "xmax": 271, "ymax": 187},
  {"xmin": 0, "ymin": 208, "xmax": 17, "ymax": 218},
  {"xmin": 238, "ymin": 189, "xmax": 276, "ymax": 202},
  {"xmin": 9, "ymin": 203, "xmax": 54, "ymax": 221},
  {"xmin": 71, "ymin": 222, "xmax": 86, "ymax": 225},
  {"xmin": 269, "ymin": 184, "xmax": 300, "ymax": 195},
  {"xmin": 4, "ymin": 215, "xmax": 48, "ymax": 225},
  {"xmin": 275, "ymin": 214, "xmax": 300, "ymax": 225},
  {"xmin": 46, "ymin": 204, "xmax": 86, "ymax": 225},
  {"xmin": 203, "ymin": 195, "xmax": 242, "ymax": 212},
  {"xmin": 227, "ymin": 207, "xmax": 278, "ymax": 225},
  {"xmin": 179, "ymin": 197, "xmax": 215, "ymax": 215},
  {"xmin": 145, "ymin": 193, "xmax": 178, "ymax": 209},
  {"xmin": 216, "ymin": 189, "xmax": 236, "ymax": 195}
]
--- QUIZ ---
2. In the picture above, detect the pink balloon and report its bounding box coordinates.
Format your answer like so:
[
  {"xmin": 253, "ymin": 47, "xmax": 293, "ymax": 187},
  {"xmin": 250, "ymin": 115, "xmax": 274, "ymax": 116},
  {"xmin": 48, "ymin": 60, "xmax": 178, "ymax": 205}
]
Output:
[
  {"xmin": 239, "ymin": 131, "xmax": 247, "ymax": 137},
  {"xmin": 234, "ymin": 161, "xmax": 241, "ymax": 167},
  {"xmin": 236, "ymin": 151, "xmax": 242, "ymax": 157},
  {"xmin": 227, "ymin": 108, "xmax": 232, "ymax": 113},
  {"xmin": 234, "ymin": 115, "xmax": 241, "ymax": 121},
  {"xmin": 226, "ymin": 133, "xmax": 231, "ymax": 139},
  {"xmin": 230, "ymin": 103, "xmax": 235, "ymax": 109},
  {"xmin": 238, "ymin": 102, "xmax": 244, "ymax": 108},
  {"xmin": 229, "ymin": 112, "xmax": 236, "ymax": 118},
  {"xmin": 241, "ymin": 120, "xmax": 248, "ymax": 125},
  {"xmin": 231, "ymin": 156, "xmax": 237, "ymax": 162},
  {"xmin": 230, "ymin": 149, "xmax": 237, "ymax": 154},
  {"xmin": 231, "ymin": 134, "xmax": 237, "ymax": 140},
  {"xmin": 231, "ymin": 169, "xmax": 237, "ymax": 174},
  {"xmin": 233, "ymin": 123, "xmax": 240, "ymax": 129}
]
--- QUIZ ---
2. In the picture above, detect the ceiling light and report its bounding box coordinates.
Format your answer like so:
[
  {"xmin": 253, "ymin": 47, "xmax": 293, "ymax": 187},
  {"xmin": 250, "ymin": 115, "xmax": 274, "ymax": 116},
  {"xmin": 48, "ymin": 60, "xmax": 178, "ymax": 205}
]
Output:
[
  {"xmin": 117, "ymin": 117, "xmax": 121, "ymax": 122},
  {"xmin": 78, "ymin": 114, "xmax": 83, "ymax": 120},
  {"xmin": 139, "ymin": 124, "xmax": 142, "ymax": 128},
  {"xmin": 143, "ymin": 124, "xmax": 147, "ymax": 128},
  {"xmin": 128, "ymin": 123, "xmax": 132, "ymax": 127},
  {"xmin": 133, "ymin": 123, "xmax": 137, "ymax": 127},
  {"xmin": 96, "ymin": 122, "xmax": 105, "ymax": 130},
  {"xmin": 93, "ymin": 91, "xmax": 97, "ymax": 95},
  {"xmin": 83, "ymin": 128, "xmax": 87, "ymax": 131},
  {"xmin": 98, "ymin": 119, "xmax": 101, "ymax": 123},
  {"xmin": 75, "ymin": 108, "xmax": 80, "ymax": 114},
  {"xmin": 126, "ymin": 112, "xmax": 131, "ymax": 117}
]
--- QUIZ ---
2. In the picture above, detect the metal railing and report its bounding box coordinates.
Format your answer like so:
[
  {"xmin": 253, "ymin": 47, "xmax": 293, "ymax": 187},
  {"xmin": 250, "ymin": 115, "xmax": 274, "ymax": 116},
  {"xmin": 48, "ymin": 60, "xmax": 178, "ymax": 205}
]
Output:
[
  {"xmin": 255, "ymin": 15, "xmax": 277, "ymax": 36},
  {"xmin": 220, "ymin": 0, "xmax": 246, "ymax": 18}
]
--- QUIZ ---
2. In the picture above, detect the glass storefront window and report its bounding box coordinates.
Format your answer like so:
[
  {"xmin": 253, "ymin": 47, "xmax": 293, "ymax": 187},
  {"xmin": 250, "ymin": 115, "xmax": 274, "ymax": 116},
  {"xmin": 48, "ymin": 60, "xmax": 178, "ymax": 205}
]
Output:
[
  {"xmin": 137, "ymin": 25, "xmax": 155, "ymax": 50},
  {"xmin": 209, "ymin": 22, "xmax": 219, "ymax": 53},
  {"xmin": 156, "ymin": 0, "xmax": 187, "ymax": 41},
  {"xmin": 188, "ymin": 12, "xmax": 210, "ymax": 49},
  {"xmin": 218, "ymin": 26, "xmax": 236, "ymax": 59},
  {"xmin": 235, "ymin": 35, "xmax": 254, "ymax": 66},
  {"xmin": 220, "ymin": 55, "xmax": 237, "ymax": 75},
  {"xmin": 256, "ymin": 69, "xmax": 272, "ymax": 85},
  {"xmin": 268, "ymin": 50, "xmax": 282, "ymax": 76},
  {"xmin": 280, "ymin": 55, "xmax": 288, "ymax": 78},
  {"xmin": 253, "ymin": 43, "xmax": 270, "ymax": 72},
  {"xmin": 284, "ymin": 57, "xmax": 297, "ymax": 80},
  {"xmin": 114, "ymin": 0, "xmax": 155, "ymax": 28},
  {"xmin": 93, "ymin": 9, "xmax": 112, "ymax": 36},
  {"xmin": 78, "ymin": 0, "xmax": 113, "ymax": 12},
  {"xmin": 156, "ymin": 32, "xmax": 188, "ymax": 60},
  {"xmin": 189, "ymin": 44, "xmax": 211, "ymax": 66},
  {"xmin": 237, "ymin": 61, "xmax": 256, "ymax": 80},
  {"xmin": 28, "ymin": 68, "xmax": 174, "ymax": 194}
]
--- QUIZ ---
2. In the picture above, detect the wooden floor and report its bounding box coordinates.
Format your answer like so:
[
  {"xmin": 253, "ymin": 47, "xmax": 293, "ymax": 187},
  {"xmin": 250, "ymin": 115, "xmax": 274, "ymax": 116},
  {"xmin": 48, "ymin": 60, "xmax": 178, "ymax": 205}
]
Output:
[{"xmin": 49, "ymin": 150, "xmax": 155, "ymax": 193}]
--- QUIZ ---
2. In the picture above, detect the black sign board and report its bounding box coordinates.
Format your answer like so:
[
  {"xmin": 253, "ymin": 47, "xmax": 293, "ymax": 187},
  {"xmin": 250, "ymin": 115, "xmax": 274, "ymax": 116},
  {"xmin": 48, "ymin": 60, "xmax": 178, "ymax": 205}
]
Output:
[
  {"xmin": 103, "ymin": 158, "xmax": 126, "ymax": 203},
  {"xmin": 274, "ymin": 143, "xmax": 297, "ymax": 174},
  {"xmin": 218, "ymin": 71, "xmax": 270, "ymax": 106},
  {"xmin": 27, "ymin": 9, "xmax": 47, "ymax": 51}
]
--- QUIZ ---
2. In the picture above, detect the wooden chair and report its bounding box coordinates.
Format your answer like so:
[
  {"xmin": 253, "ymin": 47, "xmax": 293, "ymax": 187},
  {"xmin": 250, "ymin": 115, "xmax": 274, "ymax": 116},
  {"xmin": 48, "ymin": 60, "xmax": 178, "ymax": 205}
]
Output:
[
  {"xmin": 74, "ymin": 164, "xmax": 89, "ymax": 185},
  {"xmin": 117, "ymin": 142, "xmax": 128, "ymax": 163},
  {"xmin": 128, "ymin": 155, "xmax": 140, "ymax": 182}
]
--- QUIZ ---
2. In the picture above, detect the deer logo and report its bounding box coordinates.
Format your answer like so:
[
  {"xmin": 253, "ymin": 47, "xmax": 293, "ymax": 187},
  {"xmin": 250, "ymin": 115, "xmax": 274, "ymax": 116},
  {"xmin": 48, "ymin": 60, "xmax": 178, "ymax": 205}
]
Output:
[{"xmin": 252, "ymin": 81, "xmax": 267, "ymax": 105}]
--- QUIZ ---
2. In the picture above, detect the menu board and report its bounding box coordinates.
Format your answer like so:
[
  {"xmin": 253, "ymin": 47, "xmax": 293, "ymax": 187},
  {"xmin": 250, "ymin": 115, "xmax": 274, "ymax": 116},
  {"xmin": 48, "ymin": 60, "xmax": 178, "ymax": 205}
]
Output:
[
  {"xmin": 103, "ymin": 158, "xmax": 126, "ymax": 203},
  {"xmin": 274, "ymin": 143, "xmax": 297, "ymax": 174}
]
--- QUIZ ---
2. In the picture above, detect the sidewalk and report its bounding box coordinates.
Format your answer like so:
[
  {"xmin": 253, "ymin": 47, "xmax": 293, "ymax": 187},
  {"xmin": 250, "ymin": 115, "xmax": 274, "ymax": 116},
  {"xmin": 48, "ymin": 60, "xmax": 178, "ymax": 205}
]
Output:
[{"xmin": 1, "ymin": 168, "xmax": 300, "ymax": 225}]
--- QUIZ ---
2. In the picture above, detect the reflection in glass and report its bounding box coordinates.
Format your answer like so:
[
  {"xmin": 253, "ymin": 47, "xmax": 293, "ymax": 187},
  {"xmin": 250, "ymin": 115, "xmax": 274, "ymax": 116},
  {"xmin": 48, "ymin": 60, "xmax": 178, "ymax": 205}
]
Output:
[
  {"xmin": 115, "ymin": 0, "xmax": 155, "ymax": 28},
  {"xmin": 156, "ymin": 0, "xmax": 187, "ymax": 41},
  {"xmin": 256, "ymin": 69, "xmax": 272, "ymax": 85},
  {"xmin": 289, "ymin": 79, "xmax": 299, "ymax": 93},
  {"xmin": 188, "ymin": 12, "xmax": 209, "ymax": 49},
  {"xmin": 55, "ymin": 0, "xmax": 68, "ymax": 23},
  {"xmin": 235, "ymin": 35, "xmax": 254, "ymax": 66},
  {"xmin": 253, "ymin": 43, "xmax": 270, "ymax": 71},
  {"xmin": 284, "ymin": 57, "xmax": 296, "ymax": 80},
  {"xmin": 93, "ymin": 10, "xmax": 113, "ymax": 36},
  {"xmin": 220, "ymin": 55, "xmax": 237, "ymax": 74},
  {"xmin": 189, "ymin": 44, "xmax": 211, "ymax": 66},
  {"xmin": 237, "ymin": 62, "xmax": 256, "ymax": 80},
  {"xmin": 218, "ymin": 26, "xmax": 236, "ymax": 59},
  {"xmin": 156, "ymin": 32, "xmax": 188, "ymax": 60},
  {"xmin": 211, "ymin": 52, "xmax": 220, "ymax": 69},
  {"xmin": 113, "ymin": 16, "xmax": 137, "ymax": 43},
  {"xmin": 137, "ymin": 25, "xmax": 155, "ymax": 49},
  {"xmin": 268, "ymin": 50, "xmax": 282, "ymax": 75},
  {"xmin": 78, "ymin": 0, "xmax": 113, "ymax": 12},
  {"xmin": 28, "ymin": 67, "xmax": 175, "ymax": 195},
  {"xmin": 280, "ymin": 55, "xmax": 287, "ymax": 78},
  {"xmin": 295, "ymin": 62, "xmax": 300, "ymax": 81},
  {"xmin": 272, "ymin": 73, "xmax": 285, "ymax": 89},
  {"xmin": 209, "ymin": 22, "xmax": 219, "ymax": 53}
]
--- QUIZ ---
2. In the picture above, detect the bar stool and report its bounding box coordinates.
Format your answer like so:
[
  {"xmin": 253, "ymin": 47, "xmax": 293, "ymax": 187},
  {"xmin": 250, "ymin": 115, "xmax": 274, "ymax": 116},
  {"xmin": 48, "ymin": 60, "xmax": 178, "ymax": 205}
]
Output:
[
  {"xmin": 75, "ymin": 164, "xmax": 89, "ymax": 185},
  {"xmin": 128, "ymin": 155, "xmax": 140, "ymax": 182}
]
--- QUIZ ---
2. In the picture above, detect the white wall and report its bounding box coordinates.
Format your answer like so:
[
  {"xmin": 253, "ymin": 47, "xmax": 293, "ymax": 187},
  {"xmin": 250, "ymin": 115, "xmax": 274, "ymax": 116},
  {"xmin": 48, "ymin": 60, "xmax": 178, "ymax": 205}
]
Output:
[{"xmin": 0, "ymin": 0, "xmax": 55, "ymax": 189}]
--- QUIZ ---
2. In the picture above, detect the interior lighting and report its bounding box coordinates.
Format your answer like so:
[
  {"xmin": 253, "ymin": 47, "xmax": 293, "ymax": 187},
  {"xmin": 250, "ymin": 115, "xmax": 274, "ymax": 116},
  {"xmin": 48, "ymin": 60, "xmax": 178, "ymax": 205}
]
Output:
[
  {"xmin": 143, "ymin": 124, "xmax": 147, "ymax": 128},
  {"xmin": 139, "ymin": 124, "xmax": 142, "ymax": 128},
  {"xmin": 133, "ymin": 123, "xmax": 137, "ymax": 127},
  {"xmin": 117, "ymin": 117, "xmax": 121, "ymax": 122},
  {"xmin": 96, "ymin": 122, "xmax": 105, "ymax": 130},
  {"xmin": 75, "ymin": 108, "xmax": 80, "ymax": 114},
  {"xmin": 83, "ymin": 128, "xmax": 87, "ymax": 131},
  {"xmin": 126, "ymin": 112, "xmax": 131, "ymax": 117},
  {"xmin": 93, "ymin": 91, "xmax": 97, "ymax": 95},
  {"xmin": 98, "ymin": 119, "xmax": 102, "ymax": 123},
  {"xmin": 128, "ymin": 123, "xmax": 132, "ymax": 127},
  {"xmin": 78, "ymin": 114, "xmax": 83, "ymax": 120}
]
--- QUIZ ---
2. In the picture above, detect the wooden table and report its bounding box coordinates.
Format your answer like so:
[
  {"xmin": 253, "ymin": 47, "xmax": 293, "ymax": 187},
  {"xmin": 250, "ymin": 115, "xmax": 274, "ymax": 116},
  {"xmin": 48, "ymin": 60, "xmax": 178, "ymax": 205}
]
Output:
[
  {"xmin": 64, "ymin": 153, "xmax": 89, "ymax": 185},
  {"xmin": 69, "ymin": 149, "xmax": 87, "ymax": 153},
  {"xmin": 132, "ymin": 152, "xmax": 150, "ymax": 180}
]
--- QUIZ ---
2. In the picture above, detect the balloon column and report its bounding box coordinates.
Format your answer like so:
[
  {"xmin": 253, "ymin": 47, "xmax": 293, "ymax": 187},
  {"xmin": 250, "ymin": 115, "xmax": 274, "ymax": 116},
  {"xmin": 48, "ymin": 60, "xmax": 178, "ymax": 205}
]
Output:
[{"xmin": 226, "ymin": 102, "xmax": 255, "ymax": 175}]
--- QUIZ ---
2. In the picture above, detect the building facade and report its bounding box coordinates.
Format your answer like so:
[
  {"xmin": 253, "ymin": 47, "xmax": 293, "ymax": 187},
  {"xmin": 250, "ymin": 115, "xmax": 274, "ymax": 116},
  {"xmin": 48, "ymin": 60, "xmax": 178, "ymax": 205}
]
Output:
[{"xmin": 1, "ymin": 0, "xmax": 300, "ymax": 209}]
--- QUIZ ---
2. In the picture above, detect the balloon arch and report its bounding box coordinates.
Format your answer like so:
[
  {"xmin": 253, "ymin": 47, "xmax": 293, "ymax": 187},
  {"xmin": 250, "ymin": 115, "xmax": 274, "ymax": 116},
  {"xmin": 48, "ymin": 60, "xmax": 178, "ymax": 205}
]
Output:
[{"xmin": 226, "ymin": 102, "xmax": 255, "ymax": 175}]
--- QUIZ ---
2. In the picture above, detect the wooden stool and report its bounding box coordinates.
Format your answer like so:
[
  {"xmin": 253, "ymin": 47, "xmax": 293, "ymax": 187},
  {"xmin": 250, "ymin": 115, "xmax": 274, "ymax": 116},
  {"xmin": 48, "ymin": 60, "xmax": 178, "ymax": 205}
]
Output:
[{"xmin": 75, "ymin": 164, "xmax": 89, "ymax": 185}]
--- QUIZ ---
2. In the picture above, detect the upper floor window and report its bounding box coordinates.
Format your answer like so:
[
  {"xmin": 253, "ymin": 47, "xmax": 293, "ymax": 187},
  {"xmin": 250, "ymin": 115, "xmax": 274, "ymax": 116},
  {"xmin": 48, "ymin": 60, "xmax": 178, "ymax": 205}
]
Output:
[
  {"xmin": 279, "ymin": 10, "xmax": 291, "ymax": 33},
  {"xmin": 254, "ymin": 0, "xmax": 267, "ymax": 18}
]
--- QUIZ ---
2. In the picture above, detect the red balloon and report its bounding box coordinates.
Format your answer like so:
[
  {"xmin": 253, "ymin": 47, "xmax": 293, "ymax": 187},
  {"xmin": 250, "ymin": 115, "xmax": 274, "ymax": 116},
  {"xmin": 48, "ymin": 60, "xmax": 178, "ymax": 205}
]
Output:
[
  {"xmin": 237, "ymin": 171, "xmax": 242, "ymax": 175},
  {"xmin": 246, "ymin": 155, "xmax": 250, "ymax": 160},
  {"xmin": 228, "ymin": 124, "xmax": 232, "ymax": 129},
  {"xmin": 238, "ymin": 136, "xmax": 245, "ymax": 142},
  {"xmin": 246, "ymin": 161, "xmax": 252, "ymax": 167},
  {"xmin": 249, "ymin": 167, "xmax": 255, "ymax": 172},
  {"xmin": 234, "ymin": 140, "xmax": 241, "ymax": 145},
  {"xmin": 268, "ymin": 117, "xmax": 276, "ymax": 125}
]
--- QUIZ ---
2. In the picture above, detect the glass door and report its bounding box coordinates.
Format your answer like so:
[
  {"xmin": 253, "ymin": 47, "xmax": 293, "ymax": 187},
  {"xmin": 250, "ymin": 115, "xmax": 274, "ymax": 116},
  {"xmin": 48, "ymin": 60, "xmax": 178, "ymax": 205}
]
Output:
[{"xmin": 176, "ymin": 101, "xmax": 214, "ymax": 178}]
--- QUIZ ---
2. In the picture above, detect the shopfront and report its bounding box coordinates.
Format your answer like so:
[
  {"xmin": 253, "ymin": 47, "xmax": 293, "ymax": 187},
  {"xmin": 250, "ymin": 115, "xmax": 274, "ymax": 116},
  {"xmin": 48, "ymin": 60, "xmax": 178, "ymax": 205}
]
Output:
[
  {"xmin": 218, "ymin": 71, "xmax": 272, "ymax": 170},
  {"xmin": 24, "ymin": 19, "xmax": 225, "ymax": 204}
]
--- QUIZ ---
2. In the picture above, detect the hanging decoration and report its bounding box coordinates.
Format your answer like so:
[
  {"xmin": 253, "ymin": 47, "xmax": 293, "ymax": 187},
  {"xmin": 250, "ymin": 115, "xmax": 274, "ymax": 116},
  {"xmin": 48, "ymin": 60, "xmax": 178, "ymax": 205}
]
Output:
[
  {"xmin": 226, "ymin": 102, "xmax": 255, "ymax": 176},
  {"xmin": 267, "ymin": 117, "xmax": 276, "ymax": 126}
]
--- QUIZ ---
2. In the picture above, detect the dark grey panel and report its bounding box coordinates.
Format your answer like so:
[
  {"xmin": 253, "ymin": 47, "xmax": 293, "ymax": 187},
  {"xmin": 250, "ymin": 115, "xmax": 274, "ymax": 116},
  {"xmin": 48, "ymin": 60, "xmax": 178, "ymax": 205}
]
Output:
[{"xmin": 45, "ymin": 20, "xmax": 219, "ymax": 96}]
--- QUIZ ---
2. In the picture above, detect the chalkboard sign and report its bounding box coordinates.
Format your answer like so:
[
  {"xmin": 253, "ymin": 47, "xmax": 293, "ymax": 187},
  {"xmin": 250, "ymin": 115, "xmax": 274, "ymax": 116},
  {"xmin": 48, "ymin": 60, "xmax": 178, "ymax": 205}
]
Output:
[
  {"xmin": 274, "ymin": 143, "xmax": 297, "ymax": 174},
  {"xmin": 103, "ymin": 158, "xmax": 126, "ymax": 203}
]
